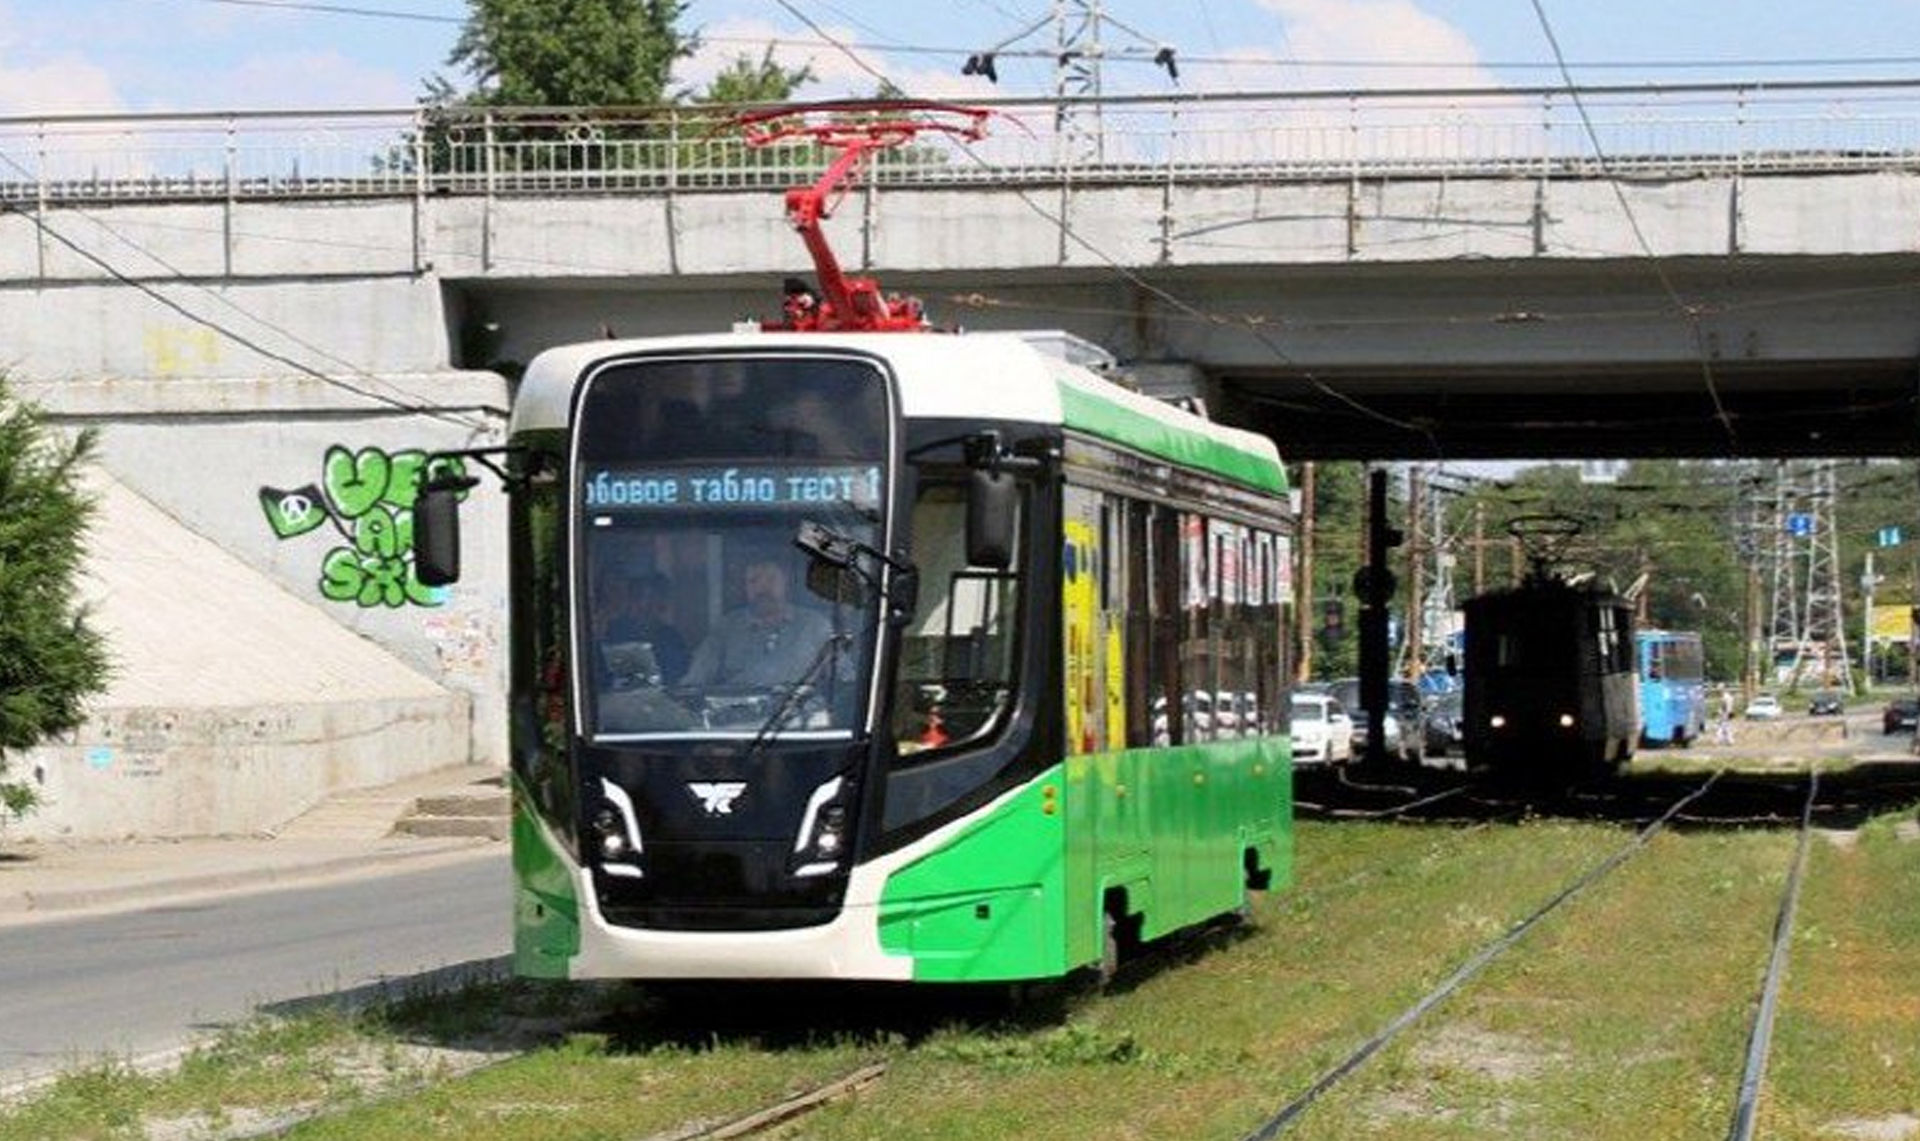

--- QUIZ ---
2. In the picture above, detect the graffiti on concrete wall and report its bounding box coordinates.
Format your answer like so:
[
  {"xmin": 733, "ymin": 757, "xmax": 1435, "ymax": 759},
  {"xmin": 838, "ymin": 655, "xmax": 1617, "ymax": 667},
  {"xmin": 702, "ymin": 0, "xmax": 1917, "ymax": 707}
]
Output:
[{"xmin": 259, "ymin": 445, "xmax": 467, "ymax": 609}]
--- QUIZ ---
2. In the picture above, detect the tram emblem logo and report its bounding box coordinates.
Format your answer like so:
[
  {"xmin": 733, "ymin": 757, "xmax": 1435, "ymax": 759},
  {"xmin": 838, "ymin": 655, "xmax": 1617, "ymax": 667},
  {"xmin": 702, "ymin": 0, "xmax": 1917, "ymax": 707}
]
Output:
[{"xmin": 688, "ymin": 781, "xmax": 748, "ymax": 816}]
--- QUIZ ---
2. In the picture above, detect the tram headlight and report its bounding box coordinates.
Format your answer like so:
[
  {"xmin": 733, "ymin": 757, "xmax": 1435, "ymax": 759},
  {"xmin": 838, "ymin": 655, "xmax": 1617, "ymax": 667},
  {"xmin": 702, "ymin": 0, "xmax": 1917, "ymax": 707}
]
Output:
[
  {"xmin": 1557, "ymin": 712, "xmax": 1577, "ymax": 729},
  {"xmin": 594, "ymin": 810, "xmax": 630, "ymax": 859},
  {"xmin": 595, "ymin": 778, "xmax": 645, "ymax": 876},
  {"xmin": 814, "ymin": 807, "xmax": 847, "ymax": 856},
  {"xmin": 1489, "ymin": 714, "xmax": 1508, "ymax": 730},
  {"xmin": 792, "ymin": 776, "xmax": 849, "ymax": 878}
]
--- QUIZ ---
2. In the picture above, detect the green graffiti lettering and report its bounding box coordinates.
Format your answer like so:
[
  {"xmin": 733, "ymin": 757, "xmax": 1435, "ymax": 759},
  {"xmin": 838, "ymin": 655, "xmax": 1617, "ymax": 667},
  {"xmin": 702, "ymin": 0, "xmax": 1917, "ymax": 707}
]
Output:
[
  {"xmin": 360, "ymin": 555, "xmax": 408, "ymax": 607},
  {"xmin": 325, "ymin": 445, "xmax": 391, "ymax": 519},
  {"xmin": 426, "ymin": 455, "xmax": 470, "ymax": 497},
  {"xmin": 319, "ymin": 547, "xmax": 362, "ymax": 602},
  {"xmin": 385, "ymin": 450, "xmax": 428, "ymax": 510},
  {"xmin": 275, "ymin": 444, "xmax": 451, "ymax": 610},
  {"xmin": 403, "ymin": 563, "xmax": 443, "ymax": 606},
  {"xmin": 354, "ymin": 507, "xmax": 400, "ymax": 559}
]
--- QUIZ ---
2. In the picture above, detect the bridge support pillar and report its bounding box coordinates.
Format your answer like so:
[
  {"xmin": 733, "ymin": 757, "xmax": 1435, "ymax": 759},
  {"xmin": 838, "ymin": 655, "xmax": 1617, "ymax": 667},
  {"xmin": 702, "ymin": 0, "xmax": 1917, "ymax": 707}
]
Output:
[{"xmin": 1124, "ymin": 361, "xmax": 1213, "ymax": 412}]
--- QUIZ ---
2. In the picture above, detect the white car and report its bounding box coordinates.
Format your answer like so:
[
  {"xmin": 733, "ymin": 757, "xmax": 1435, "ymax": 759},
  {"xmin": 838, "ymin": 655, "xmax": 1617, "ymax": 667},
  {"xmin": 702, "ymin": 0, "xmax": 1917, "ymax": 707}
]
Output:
[
  {"xmin": 1745, "ymin": 693, "xmax": 1782, "ymax": 720},
  {"xmin": 1290, "ymin": 693, "xmax": 1353, "ymax": 765}
]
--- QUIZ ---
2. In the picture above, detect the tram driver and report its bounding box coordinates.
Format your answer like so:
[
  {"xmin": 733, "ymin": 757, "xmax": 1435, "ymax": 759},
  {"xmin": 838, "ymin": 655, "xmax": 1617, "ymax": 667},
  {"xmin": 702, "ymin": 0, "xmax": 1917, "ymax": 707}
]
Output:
[{"xmin": 681, "ymin": 555, "xmax": 836, "ymax": 690}]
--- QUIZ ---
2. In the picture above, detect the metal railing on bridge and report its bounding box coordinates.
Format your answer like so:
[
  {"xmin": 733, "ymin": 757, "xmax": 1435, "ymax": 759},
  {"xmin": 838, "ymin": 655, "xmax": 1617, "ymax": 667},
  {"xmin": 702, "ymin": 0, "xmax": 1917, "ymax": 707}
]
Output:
[{"xmin": 4, "ymin": 79, "xmax": 1920, "ymax": 205}]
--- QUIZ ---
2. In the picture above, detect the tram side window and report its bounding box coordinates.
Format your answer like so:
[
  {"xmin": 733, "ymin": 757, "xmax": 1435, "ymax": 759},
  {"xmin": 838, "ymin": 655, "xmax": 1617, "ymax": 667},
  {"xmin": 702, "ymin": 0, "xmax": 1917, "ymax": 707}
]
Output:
[
  {"xmin": 1125, "ymin": 499, "xmax": 1155, "ymax": 747},
  {"xmin": 1147, "ymin": 505, "xmax": 1182, "ymax": 746},
  {"xmin": 894, "ymin": 479, "xmax": 1023, "ymax": 757},
  {"xmin": 1209, "ymin": 520, "xmax": 1243, "ymax": 739},
  {"xmin": 509, "ymin": 455, "xmax": 574, "ymax": 829},
  {"xmin": 1178, "ymin": 512, "xmax": 1216, "ymax": 743}
]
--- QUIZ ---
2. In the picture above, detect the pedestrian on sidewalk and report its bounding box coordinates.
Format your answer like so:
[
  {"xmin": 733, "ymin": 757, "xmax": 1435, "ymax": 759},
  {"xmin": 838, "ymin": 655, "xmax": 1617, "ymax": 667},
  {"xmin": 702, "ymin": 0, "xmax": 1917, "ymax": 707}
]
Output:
[{"xmin": 1713, "ymin": 686, "xmax": 1736, "ymax": 744}]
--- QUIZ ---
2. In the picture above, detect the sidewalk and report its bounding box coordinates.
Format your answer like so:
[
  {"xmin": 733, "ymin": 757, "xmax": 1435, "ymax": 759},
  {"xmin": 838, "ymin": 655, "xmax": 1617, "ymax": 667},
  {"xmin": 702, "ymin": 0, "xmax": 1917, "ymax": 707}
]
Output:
[{"xmin": 0, "ymin": 763, "xmax": 508, "ymax": 924}]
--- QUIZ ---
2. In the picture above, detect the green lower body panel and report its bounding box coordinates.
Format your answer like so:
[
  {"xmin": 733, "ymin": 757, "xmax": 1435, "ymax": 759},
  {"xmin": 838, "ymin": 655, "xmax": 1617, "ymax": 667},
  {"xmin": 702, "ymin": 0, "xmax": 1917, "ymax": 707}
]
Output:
[
  {"xmin": 511, "ymin": 781, "xmax": 581, "ymax": 979},
  {"xmin": 877, "ymin": 737, "xmax": 1292, "ymax": 983},
  {"xmin": 877, "ymin": 775, "xmax": 1070, "ymax": 982}
]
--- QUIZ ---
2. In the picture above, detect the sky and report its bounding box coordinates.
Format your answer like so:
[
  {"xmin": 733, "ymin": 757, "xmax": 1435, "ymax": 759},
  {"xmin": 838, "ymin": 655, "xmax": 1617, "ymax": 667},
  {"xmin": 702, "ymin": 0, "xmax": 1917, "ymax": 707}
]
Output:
[{"xmin": 6, "ymin": 0, "xmax": 1920, "ymax": 115}]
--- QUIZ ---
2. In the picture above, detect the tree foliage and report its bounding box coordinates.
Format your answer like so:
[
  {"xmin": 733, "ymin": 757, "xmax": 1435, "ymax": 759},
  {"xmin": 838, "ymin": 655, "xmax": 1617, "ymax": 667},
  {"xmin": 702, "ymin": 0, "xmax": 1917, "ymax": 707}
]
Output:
[
  {"xmin": 1300, "ymin": 461, "xmax": 1367, "ymax": 680},
  {"xmin": 0, "ymin": 377, "xmax": 110, "ymax": 820},
  {"xmin": 1455, "ymin": 460, "xmax": 1766, "ymax": 684},
  {"xmin": 693, "ymin": 47, "xmax": 815, "ymax": 105},
  {"xmin": 442, "ymin": 0, "xmax": 694, "ymax": 107}
]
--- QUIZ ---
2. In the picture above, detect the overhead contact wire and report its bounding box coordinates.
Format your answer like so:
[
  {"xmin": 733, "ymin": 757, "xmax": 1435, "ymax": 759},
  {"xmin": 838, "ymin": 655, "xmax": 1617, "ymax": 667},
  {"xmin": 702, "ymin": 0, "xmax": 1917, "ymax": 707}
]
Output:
[{"xmin": 1529, "ymin": 0, "xmax": 1739, "ymax": 451}]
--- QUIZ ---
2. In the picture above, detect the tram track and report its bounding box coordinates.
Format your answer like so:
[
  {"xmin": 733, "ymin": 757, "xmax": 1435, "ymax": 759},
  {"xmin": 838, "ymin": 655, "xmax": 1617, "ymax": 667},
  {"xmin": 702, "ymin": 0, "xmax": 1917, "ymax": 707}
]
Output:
[
  {"xmin": 210, "ymin": 1043, "xmax": 892, "ymax": 1141},
  {"xmin": 1726, "ymin": 766, "xmax": 1820, "ymax": 1141},
  {"xmin": 1241, "ymin": 767, "xmax": 1729, "ymax": 1140},
  {"xmin": 1293, "ymin": 766, "xmax": 1487, "ymax": 822},
  {"xmin": 58, "ymin": 761, "xmax": 1885, "ymax": 1141},
  {"xmin": 643, "ymin": 1062, "xmax": 890, "ymax": 1141}
]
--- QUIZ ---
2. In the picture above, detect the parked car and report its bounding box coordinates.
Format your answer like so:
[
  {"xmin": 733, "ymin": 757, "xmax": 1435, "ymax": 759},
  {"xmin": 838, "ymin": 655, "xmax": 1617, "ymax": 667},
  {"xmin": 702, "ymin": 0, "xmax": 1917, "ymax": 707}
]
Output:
[
  {"xmin": 1808, "ymin": 690, "xmax": 1845, "ymax": 716},
  {"xmin": 1423, "ymin": 689, "xmax": 1464, "ymax": 757},
  {"xmin": 1289, "ymin": 693, "xmax": 1353, "ymax": 765},
  {"xmin": 1329, "ymin": 678, "xmax": 1427, "ymax": 764},
  {"xmin": 1745, "ymin": 693, "xmax": 1782, "ymax": 720},
  {"xmin": 1883, "ymin": 696, "xmax": 1920, "ymax": 735}
]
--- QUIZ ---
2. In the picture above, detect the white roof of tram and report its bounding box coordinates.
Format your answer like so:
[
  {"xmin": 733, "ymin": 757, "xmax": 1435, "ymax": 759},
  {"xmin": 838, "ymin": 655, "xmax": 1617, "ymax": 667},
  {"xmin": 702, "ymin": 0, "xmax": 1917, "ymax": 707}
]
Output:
[{"xmin": 512, "ymin": 329, "xmax": 1284, "ymax": 491}]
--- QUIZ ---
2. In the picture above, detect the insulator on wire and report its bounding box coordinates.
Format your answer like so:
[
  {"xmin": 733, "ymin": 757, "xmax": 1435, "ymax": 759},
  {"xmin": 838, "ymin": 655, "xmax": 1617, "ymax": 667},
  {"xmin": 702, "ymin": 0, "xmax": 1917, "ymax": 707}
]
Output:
[{"xmin": 962, "ymin": 53, "xmax": 998, "ymax": 83}]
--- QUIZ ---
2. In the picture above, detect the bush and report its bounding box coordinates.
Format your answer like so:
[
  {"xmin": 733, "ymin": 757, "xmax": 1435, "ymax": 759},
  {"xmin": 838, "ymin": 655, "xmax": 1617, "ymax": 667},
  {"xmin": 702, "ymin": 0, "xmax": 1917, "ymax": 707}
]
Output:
[{"xmin": 0, "ymin": 376, "xmax": 110, "ymax": 823}]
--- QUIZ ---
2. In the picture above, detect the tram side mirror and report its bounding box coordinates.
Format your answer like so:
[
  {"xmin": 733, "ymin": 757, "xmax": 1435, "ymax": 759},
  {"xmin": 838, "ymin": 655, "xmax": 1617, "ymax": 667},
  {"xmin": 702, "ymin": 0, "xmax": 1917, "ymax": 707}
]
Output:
[
  {"xmin": 967, "ymin": 468, "xmax": 1015, "ymax": 570},
  {"xmin": 886, "ymin": 568, "xmax": 918, "ymax": 625},
  {"xmin": 414, "ymin": 472, "xmax": 477, "ymax": 587}
]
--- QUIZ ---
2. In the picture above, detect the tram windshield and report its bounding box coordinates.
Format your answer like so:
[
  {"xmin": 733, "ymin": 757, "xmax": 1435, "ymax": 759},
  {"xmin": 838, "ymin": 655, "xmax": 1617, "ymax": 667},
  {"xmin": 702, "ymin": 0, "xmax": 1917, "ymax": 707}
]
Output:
[{"xmin": 574, "ymin": 356, "xmax": 890, "ymax": 740}]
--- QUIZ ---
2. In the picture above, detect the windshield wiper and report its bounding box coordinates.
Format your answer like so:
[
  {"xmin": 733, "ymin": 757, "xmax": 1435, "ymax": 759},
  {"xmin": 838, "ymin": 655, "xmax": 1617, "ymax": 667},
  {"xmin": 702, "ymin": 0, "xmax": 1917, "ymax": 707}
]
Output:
[{"xmin": 743, "ymin": 631, "xmax": 851, "ymax": 759}]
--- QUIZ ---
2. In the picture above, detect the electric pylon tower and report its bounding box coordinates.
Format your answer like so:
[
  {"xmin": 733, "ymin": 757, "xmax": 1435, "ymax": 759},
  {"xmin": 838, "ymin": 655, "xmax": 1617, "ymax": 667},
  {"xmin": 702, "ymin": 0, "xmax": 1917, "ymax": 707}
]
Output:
[
  {"xmin": 1415, "ymin": 471, "xmax": 1465, "ymax": 681},
  {"xmin": 962, "ymin": 0, "xmax": 1178, "ymax": 164},
  {"xmin": 1054, "ymin": 0, "xmax": 1105, "ymax": 162},
  {"xmin": 1766, "ymin": 460, "xmax": 1854, "ymax": 691},
  {"xmin": 1765, "ymin": 461, "xmax": 1804, "ymax": 683}
]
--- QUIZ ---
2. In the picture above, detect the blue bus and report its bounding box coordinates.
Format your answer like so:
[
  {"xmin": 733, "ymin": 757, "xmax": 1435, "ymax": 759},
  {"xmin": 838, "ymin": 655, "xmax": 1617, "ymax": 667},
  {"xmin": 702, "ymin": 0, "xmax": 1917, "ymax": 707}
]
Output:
[{"xmin": 1636, "ymin": 629, "xmax": 1706, "ymax": 747}]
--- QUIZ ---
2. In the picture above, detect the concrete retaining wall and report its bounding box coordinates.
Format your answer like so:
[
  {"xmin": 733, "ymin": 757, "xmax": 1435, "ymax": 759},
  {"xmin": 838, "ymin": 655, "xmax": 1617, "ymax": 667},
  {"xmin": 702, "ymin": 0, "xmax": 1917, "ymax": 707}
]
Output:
[
  {"xmin": 22, "ymin": 376, "xmax": 511, "ymax": 776},
  {"xmin": 3, "ymin": 470, "xmax": 498, "ymax": 841},
  {"xmin": 14, "ymin": 695, "xmax": 471, "ymax": 840}
]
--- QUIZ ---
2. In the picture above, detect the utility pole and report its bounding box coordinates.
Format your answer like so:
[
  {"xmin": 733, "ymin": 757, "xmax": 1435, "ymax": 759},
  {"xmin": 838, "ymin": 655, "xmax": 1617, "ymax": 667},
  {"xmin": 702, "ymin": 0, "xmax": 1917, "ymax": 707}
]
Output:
[
  {"xmin": 1415, "ymin": 471, "xmax": 1465, "ymax": 681},
  {"xmin": 1404, "ymin": 467, "xmax": 1425, "ymax": 679},
  {"xmin": 1862, "ymin": 550, "xmax": 1878, "ymax": 688},
  {"xmin": 1296, "ymin": 462, "xmax": 1316, "ymax": 682},
  {"xmin": 1472, "ymin": 501, "xmax": 1486, "ymax": 597},
  {"xmin": 1357, "ymin": 468, "xmax": 1402, "ymax": 763}
]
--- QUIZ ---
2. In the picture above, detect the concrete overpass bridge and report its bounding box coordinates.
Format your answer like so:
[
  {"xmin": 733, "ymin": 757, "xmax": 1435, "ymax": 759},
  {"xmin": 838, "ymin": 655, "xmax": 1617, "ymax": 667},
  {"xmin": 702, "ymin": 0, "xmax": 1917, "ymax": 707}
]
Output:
[
  {"xmin": 6, "ymin": 80, "xmax": 1920, "ymax": 460},
  {"xmin": 5, "ymin": 80, "xmax": 1919, "ymax": 834}
]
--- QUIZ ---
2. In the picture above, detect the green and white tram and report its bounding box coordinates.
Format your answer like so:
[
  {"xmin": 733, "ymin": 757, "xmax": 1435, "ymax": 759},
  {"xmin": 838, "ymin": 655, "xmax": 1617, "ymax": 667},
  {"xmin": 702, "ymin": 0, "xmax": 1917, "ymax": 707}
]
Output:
[{"xmin": 418, "ymin": 329, "xmax": 1296, "ymax": 983}]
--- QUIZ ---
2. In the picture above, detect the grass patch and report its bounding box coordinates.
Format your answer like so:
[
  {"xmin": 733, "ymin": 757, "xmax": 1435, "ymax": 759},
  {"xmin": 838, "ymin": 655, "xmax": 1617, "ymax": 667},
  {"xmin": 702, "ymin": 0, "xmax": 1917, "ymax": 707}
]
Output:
[
  {"xmin": 793, "ymin": 818, "xmax": 1627, "ymax": 1141},
  {"xmin": 1763, "ymin": 804, "xmax": 1920, "ymax": 1140},
  {"xmin": 0, "ymin": 973, "xmax": 601, "ymax": 1140},
  {"xmin": 14, "ymin": 784, "xmax": 1912, "ymax": 1141},
  {"xmin": 1283, "ymin": 827, "xmax": 1799, "ymax": 1140}
]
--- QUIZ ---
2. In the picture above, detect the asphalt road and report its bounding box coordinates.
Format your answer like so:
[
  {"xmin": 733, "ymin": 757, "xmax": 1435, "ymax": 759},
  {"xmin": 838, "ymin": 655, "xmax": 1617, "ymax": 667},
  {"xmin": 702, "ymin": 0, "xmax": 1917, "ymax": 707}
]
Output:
[{"xmin": 0, "ymin": 853, "xmax": 507, "ymax": 1091}]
